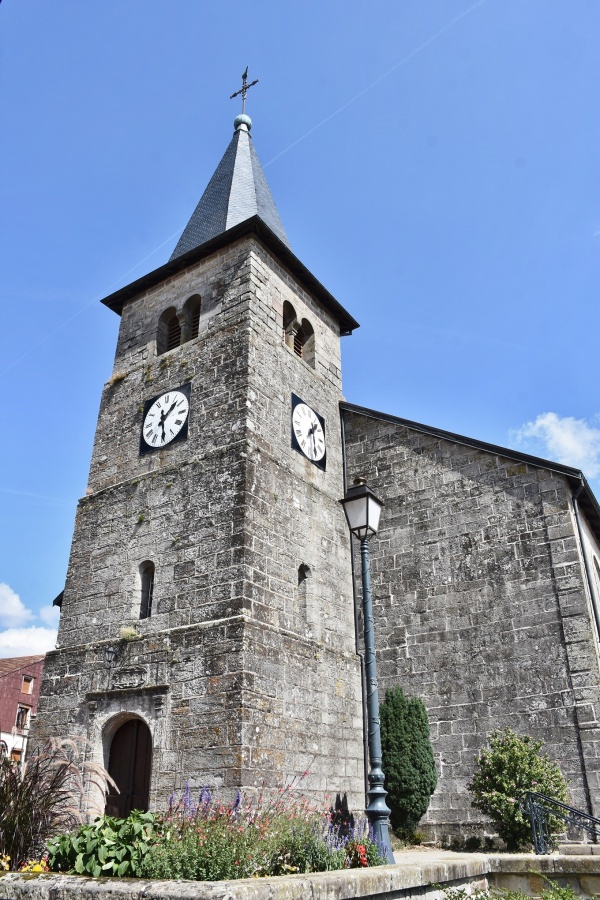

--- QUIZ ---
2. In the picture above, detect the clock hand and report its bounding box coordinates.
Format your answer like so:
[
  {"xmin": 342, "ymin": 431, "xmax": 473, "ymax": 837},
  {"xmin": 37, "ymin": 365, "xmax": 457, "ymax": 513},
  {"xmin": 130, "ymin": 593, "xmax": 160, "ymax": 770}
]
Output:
[
  {"xmin": 157, "ymin": 401, "xmax": 178, "ymax": 440},
  {"xmin": 158, "ymin": 410, "xmax": 167, "ymax": 440}
]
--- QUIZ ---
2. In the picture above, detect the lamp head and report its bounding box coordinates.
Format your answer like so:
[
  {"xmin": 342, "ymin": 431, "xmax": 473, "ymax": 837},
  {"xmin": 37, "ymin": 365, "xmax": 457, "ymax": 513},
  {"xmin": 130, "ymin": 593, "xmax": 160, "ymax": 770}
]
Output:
[{"xmin": 340, "ymin": 478, "xmax": 384, "ymax": 540}]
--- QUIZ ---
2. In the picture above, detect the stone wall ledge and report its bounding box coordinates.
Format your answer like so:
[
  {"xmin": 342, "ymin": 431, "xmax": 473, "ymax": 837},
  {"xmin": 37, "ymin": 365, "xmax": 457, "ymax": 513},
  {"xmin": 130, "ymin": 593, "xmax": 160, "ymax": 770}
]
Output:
[
  {"xmin": 0, "ymin": 855, "xmax": 490, "ymax": 900},
  {"xmin": 2, "ymin": 854, "xmax": 599, "ymax": 900}
]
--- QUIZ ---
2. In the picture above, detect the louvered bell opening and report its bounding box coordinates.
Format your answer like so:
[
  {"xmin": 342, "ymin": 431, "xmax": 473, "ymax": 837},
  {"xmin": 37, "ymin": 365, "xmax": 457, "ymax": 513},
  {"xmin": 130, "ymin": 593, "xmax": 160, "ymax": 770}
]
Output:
[
  {"xmin": 166, "ymin": 317, "xmax": 181, "ymax": 351},
  {"xmin": 294, "ymin": 328, "xmax": 304, "ymax": 358},
  {"xmin": 190, "ymin": 306, "xmax": 200, "ymax": 340}
]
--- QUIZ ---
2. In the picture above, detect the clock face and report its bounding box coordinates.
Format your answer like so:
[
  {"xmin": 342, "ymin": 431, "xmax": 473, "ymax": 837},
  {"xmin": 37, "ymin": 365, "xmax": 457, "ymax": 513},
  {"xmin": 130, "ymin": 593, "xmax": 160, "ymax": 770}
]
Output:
[
  {"xmin": 291, "ymin": 394, "xmax": 326, "ymax": 470},
  {"xmin": 140, "ymin": 385, "xmax": 190, "ymax": 454}
]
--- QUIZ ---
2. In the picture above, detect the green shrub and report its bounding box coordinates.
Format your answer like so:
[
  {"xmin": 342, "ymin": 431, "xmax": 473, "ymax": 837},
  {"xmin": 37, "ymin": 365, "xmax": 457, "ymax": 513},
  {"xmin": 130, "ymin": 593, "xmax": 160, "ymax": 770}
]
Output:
[
  {"xmin": 380, "ymin": 685, "xmax": 438, "ymax": 837},
  {"xmin": 47, "ymin": 810, "xmax": 162, "ymax": 877},
  {"xmin": 0, "ymin": 738, "xmax": 112, "ymax": 871},
  {"xmin": 467, "ymin": 728, "xmax": 569, "ymax": 851}
]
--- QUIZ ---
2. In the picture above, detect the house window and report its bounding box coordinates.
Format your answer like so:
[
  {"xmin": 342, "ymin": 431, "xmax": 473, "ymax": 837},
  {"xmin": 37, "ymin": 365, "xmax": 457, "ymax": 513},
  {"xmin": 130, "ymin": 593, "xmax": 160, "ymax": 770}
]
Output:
[
  {"xmin": 21, "ymin": 675, "xmax": 34, "ymax": 694},
  {"xmin": 15, "ymin": 706, "xmax": 30, "ymax": 732},
  {"xmin": 140, "ymin": 561, "xmax": 155, "ymax": 619},
  {"xmin": 0, "ymin": 740, "xmax": 8, "ymax": 758},
  {"xmin": 10, "ymin": 748, "xmax": 22, "ymax": 764}
]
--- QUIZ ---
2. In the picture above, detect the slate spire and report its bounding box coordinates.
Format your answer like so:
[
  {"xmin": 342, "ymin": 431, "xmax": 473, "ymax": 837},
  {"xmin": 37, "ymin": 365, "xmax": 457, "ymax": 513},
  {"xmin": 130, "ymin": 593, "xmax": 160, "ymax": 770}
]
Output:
[{"xmin": 170, "ymin": 114, "xmax": 290, "ymax": 260}]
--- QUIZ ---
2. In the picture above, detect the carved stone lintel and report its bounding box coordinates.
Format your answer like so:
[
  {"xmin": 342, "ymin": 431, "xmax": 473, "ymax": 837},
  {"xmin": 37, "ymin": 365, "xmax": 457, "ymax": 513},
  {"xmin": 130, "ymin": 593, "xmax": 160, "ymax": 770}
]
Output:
[{"xmin": 111, "ymin": 667, "xmax": 147, "ymax": 690}]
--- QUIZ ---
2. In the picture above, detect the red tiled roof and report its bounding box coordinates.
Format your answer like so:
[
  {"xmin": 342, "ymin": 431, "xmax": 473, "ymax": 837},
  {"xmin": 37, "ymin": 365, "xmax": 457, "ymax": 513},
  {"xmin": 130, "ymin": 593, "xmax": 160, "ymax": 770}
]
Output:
[{"xmin": 0, "ymin": 655, "xmax": 45, "ymax": 677}]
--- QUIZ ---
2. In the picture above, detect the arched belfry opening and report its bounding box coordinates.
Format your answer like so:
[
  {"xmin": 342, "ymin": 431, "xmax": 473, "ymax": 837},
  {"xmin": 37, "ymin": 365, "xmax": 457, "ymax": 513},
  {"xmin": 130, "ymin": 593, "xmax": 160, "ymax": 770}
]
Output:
[
  {"xmin": 105, "ymin": 718, "xmax": 152, "ymax": 817},
  {"xmin": 157, "ymin": 307, "xmax": 181, "ymax": 355}
]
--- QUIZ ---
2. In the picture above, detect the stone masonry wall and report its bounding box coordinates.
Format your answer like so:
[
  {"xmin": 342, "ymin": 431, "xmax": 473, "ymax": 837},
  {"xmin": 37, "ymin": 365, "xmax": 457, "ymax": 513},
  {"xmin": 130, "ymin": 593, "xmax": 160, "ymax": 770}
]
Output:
[
  {"xmin": 34, "ymin": 235, "xmax": 364, "ymax": 813},
  {"xmin": 342, "ymin": 408, "xmax": 600, "ymax": 839}
]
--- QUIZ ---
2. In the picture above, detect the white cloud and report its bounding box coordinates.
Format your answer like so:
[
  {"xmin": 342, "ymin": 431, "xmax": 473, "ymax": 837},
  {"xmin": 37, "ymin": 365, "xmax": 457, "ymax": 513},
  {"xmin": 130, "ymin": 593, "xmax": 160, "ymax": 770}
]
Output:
[
  {"xmin": 0, "ymin": 583, "xmax": 34, "ymax": 628},
  {"xmin": 0, "ymin": 585, "xmax": 58, "ymax": 659},
  {"xmin": 0, "ymin": 626, "xmax": 57, "ymax": 658},
  {"xmin": 39, "ymin": 604, "xmax": 61, "ymax": 626},
  {"xmin": 514, "ymin": 412, "xmax": 600, "ymax": 478}
]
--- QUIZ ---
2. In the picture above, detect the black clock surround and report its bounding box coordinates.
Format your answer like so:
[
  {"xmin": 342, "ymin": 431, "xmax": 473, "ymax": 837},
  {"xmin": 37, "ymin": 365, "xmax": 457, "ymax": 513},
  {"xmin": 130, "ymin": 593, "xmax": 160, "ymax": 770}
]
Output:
[
  {"xmin": 291, "ymin": 392, "xmax": 326, "ymax": 471},
  {"xmin": 140, "ymin": 382, "xmax": 192, "ymax": 455}
]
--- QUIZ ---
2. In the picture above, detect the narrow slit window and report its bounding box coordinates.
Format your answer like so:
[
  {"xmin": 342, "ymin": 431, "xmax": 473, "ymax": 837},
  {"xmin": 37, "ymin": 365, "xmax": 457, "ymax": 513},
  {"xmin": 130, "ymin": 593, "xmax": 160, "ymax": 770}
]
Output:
[{"xmin": 140, "ymin": 561, "xmax": 155, "ymax": 619}]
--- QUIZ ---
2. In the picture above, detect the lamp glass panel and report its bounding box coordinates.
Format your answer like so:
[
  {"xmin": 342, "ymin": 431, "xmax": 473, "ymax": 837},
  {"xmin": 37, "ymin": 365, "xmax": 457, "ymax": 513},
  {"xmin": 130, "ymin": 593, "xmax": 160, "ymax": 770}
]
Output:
[
  {"xmin": 367, "ymin": 496, "xmax": 383, "ymax": 534},
  {"xmin": 342, "ymin": 496, "xmax": 368, "ymax": 534}
]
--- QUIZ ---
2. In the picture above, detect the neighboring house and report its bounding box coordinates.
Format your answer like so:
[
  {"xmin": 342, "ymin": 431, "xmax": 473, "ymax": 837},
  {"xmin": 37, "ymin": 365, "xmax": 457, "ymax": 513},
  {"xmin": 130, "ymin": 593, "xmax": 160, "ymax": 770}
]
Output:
[{"xmin": 0, "ymin": 655, "xmax": 45, "ymax": 766}]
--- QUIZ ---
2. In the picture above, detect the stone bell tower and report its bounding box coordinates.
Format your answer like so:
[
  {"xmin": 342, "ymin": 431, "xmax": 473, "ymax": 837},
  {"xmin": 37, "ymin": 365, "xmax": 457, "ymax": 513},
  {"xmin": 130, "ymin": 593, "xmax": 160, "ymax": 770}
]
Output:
[{"xmin": 34, "ymin": 104, "xmax": 365, "ymax": 814}]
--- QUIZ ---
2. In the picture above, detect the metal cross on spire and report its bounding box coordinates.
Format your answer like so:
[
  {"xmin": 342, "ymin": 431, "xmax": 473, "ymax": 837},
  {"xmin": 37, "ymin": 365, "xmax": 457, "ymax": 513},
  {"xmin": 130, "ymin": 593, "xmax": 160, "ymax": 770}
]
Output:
[{"xmin": 229, "ymin": 67, "xmax": 259, "ymax": 114}]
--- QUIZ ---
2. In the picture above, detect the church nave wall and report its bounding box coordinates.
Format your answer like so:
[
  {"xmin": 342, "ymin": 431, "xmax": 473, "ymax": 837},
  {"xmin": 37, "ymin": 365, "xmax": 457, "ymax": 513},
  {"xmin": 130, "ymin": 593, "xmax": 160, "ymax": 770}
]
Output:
[{"xmin": 343, "ymin": 407, "xmax": 600, "ymax": 839}]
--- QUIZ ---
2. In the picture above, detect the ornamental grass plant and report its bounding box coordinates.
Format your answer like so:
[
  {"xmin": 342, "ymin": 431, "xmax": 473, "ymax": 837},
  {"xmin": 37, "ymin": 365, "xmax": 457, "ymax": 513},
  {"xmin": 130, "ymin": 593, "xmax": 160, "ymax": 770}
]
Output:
[{"xmin": 0, "ymin": 738, "xmax": 115, "ymax": 871}]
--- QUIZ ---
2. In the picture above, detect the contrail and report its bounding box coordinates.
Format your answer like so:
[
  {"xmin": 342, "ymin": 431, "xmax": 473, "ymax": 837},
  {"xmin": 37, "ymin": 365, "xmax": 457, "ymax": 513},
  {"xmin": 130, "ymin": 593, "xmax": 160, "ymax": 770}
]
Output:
[
  {"xmin": 264, "ymin": 0, "xmax": 487, "ymax": 168},
  {"xmin": 0, "ymin": 0, "xmax": 486, "ymax": 379}
]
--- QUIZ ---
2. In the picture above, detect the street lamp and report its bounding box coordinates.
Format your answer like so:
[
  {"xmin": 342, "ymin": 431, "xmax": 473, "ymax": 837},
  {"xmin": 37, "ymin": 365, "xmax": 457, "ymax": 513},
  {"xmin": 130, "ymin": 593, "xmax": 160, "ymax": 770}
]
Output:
[
  {"xmin": 104, "ymin": 646, "xmax": 118, "ymax": 664},
  {"xmin": 340, "ymin": 478, "xmax": 394, "ymax": 864}
]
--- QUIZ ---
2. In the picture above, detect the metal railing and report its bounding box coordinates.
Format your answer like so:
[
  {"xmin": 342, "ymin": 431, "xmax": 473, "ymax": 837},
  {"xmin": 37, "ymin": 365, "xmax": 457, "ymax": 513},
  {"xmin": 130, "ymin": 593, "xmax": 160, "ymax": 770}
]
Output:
[{"xmin": 521, "ymin": 791, "xmax": 600, "ymax": 854}]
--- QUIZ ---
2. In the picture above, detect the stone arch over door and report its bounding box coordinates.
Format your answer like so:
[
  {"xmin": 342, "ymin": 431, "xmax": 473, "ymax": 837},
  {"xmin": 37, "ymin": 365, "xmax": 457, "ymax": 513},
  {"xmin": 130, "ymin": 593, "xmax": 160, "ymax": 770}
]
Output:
[{"xmin": 105, "ymin": 717, "xmax": 152, "ymax": 817}]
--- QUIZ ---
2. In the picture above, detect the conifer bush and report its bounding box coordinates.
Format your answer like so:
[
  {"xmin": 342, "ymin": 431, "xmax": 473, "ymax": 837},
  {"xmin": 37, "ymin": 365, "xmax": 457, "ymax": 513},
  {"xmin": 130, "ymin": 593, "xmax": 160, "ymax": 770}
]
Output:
[
  {"xmin": 468, "ymin": 728, "xmax": 569, "ymax": 851},
  {"xmin": 380, "ymin": 686, "xmax": 438, "ymax": 838}
]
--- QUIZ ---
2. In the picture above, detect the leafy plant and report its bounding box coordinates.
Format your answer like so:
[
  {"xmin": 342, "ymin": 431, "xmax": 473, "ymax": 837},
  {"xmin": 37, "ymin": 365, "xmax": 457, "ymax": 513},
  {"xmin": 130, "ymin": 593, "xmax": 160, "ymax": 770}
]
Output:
[
  {"xmin": 47, "ymin": 810, "xmax": 162, "ymax": 877},
  {"xmin": 0, "ymin": 737, "xmax": 113, "ymax": 871},
  {"xmin": 380, "ymin": 685, "xmax": 438, "ymax": 837},
  {"xmin": 467, "ymin": 728, "xmax": 569, "ymax": 851}
]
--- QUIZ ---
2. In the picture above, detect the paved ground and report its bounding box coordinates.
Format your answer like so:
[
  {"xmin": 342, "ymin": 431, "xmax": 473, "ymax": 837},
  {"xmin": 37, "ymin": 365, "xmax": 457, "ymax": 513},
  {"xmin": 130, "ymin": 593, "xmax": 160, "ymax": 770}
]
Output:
[{"xmin": 393, "ymin": 849, "xmax": 492, "ymax": 865}]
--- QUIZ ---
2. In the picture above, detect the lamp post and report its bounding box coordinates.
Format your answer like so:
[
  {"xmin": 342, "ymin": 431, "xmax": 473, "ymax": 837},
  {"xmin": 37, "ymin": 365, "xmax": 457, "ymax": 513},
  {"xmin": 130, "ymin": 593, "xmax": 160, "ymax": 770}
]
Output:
[{"xmin": 340, "ymin": 478, "xmax": 395, "ymax": 864}]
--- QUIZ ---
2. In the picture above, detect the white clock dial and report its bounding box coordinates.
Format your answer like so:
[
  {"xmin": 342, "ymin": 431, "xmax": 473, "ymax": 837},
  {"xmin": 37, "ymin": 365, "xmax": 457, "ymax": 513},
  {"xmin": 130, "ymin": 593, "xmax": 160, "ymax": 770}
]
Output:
[
  {"xmin": 292, "ymin": 403, "xmax": 326, "ymax": 462},
  {"xmin": 143, "ymin": 390, "xmax": 189, "ymax": 449}
]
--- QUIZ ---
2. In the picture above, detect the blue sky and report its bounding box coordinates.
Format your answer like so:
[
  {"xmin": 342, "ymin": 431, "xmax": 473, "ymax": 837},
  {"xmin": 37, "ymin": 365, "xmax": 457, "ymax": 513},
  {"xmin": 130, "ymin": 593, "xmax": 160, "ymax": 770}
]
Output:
[{"xmin": 2, "ymin": 1, "xmax": 600, "ymax": 656}]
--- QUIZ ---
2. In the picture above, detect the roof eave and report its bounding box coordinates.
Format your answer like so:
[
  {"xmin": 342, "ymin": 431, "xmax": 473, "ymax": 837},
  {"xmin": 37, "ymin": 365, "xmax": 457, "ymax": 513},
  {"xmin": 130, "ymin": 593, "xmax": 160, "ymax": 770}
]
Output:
[
  {"xmin": 101, "ymin": 216, "xmax": 359, "ymax": 335},
  {"xmin": 340, "ymin": 400, "xmax": 600, "ymax": 536}
]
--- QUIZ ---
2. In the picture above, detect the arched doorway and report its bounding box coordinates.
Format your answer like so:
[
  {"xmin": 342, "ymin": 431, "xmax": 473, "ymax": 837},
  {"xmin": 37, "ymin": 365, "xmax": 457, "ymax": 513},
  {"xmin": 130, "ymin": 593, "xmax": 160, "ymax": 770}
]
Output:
[{"xmin": 105, "ymin": 719, "xmax": 152, "ymax": 817}]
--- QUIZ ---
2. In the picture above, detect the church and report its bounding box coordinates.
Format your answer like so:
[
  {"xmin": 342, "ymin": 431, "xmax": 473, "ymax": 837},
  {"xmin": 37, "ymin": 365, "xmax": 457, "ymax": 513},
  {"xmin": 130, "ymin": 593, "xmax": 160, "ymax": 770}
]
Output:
[{"xmin": 36, "ymin": 94, "xmax": 600, "ymax": 841}]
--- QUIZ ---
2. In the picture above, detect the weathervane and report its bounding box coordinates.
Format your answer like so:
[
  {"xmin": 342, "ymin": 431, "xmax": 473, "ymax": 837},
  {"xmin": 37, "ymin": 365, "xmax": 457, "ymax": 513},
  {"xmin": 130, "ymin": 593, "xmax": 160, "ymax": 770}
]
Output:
[{"xmin": 230, "ymin": 67, "xmax": 259, "ymax": 114}]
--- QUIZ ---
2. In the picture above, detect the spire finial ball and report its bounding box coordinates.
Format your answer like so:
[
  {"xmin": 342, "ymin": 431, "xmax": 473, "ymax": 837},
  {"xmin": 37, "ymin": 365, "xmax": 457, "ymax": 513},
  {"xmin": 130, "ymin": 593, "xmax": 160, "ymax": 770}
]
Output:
[{"xmin": 234, "ymin": 113, "xmax": 252, "ymax": 132}]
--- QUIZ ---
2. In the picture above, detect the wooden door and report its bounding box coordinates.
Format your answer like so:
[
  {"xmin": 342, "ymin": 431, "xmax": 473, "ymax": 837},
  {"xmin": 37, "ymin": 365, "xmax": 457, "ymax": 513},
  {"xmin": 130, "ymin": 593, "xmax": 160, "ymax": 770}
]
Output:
[{"xmin": 105, "ymin": 719, "xmax": 152, "ymax": 818}]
